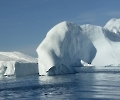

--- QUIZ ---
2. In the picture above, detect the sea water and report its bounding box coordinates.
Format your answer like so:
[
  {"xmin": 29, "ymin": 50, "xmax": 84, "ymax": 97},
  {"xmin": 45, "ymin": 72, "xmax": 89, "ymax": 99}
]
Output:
[{"xmin": 0, "ymin": 66, "xmax": 120, "ymax": 100}]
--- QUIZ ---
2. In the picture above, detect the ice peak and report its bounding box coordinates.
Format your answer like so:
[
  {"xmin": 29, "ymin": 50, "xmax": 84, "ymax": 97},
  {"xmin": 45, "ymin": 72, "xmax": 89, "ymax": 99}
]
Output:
[
  {"xmin": 104, "ymin": 18, "xmax": 120, "ymax": 34},
  {"xmin": 110, "ymin": 18, "xmax": 118, "ymax": 21}
]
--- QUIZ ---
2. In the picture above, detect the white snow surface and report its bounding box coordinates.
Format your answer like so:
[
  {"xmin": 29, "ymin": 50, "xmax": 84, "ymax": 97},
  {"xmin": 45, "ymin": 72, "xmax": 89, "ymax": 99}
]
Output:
[
  {"xmin": 37, "ymin": 18, "xmax": 120, "ymax": 76},
  {"xmin": 0, "ymin": 52, "xmax": 38, "ymax": 77}
]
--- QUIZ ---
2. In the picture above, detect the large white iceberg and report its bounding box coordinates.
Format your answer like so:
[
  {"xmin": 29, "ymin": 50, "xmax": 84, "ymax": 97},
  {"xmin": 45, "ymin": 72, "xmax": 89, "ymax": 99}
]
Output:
[
  {"xmin": 37, "ymin": 18, "xmax": 120, "ymax": 76},
  {"xmin": 0, "ymin": 52, "xmax": 38, "ymax": 77},
  {"xmin": 36, "ymin": 21, "xmax": 96, "ymax": 75}
]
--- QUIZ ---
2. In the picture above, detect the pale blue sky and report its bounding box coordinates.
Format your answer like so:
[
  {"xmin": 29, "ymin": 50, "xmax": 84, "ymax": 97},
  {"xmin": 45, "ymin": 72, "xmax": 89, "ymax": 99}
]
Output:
[{"xmin": 0, "ymin": 0, "xmax": 120, "ymax": 57}]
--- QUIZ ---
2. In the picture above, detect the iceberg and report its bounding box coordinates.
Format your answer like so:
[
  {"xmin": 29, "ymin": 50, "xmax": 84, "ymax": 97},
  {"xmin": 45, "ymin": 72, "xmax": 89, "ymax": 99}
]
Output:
[
  {"xmin": 0, "ymin": 52, "xmax": 38, "ymax": 77},
  {"xmin": 37, "ymin": 18, "xmax": 120, "ymax": 76},
  {"xmin": 36, "ymin": 21, "xmax": 96, "ymax": 75}
]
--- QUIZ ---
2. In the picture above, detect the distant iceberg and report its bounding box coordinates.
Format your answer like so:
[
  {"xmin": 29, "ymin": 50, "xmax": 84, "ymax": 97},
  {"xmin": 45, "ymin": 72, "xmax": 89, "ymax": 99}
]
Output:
[{"xmin": 0, "ymin": 52, "xmax": 38, "ymax": 77}]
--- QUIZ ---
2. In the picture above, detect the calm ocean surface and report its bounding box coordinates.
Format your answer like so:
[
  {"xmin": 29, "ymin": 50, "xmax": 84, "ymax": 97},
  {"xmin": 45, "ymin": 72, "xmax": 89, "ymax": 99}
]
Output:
[{"xmin": 0, "ymin": 66, "xmax": 120, "ymax": 100}]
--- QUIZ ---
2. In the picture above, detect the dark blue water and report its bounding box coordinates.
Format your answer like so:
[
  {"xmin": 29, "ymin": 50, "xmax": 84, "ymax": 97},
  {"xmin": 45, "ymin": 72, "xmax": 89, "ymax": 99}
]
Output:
[{"xmin": 0, "ymin": 67, "xmax": 120, "ymax": 100}]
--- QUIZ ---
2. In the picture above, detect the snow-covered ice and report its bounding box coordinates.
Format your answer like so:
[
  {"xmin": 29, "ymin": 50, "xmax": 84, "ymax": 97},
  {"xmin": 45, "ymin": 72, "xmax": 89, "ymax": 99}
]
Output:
[{"xmin": 0, "ymin": 52, "xmax": 38, "ymax": 77}]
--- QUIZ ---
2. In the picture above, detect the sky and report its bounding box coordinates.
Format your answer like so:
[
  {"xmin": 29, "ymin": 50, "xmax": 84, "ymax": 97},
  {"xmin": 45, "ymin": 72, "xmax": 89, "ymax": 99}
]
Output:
[{"xmin": 0, "ymin": 0, "xmax": 120, "ymax": 57}]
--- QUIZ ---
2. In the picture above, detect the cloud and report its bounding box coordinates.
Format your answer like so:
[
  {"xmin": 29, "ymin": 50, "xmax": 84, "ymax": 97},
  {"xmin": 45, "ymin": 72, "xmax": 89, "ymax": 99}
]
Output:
[
  {"xmin": 2, "ymin": 44, "xmax": 38, "ymax": 58},
  {"xmin": 72, "ymin": 11, "xmax": 100, "ymax": 25},
  {"xmin": 105, "ymin": 11, "xmax": 120, "ymax": 17},
  {"xmin": 72, "ymin": 10, "xmax": 120, "ymax": 26}
]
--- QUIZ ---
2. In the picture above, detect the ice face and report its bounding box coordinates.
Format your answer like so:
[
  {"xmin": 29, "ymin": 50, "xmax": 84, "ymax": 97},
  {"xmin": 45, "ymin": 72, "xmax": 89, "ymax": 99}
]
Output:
[{"xmin": 37, "ymin": 21, "xmax": 96, "ymax": 75}]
